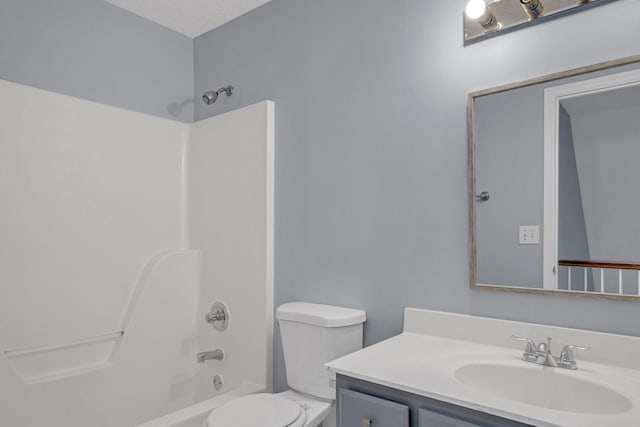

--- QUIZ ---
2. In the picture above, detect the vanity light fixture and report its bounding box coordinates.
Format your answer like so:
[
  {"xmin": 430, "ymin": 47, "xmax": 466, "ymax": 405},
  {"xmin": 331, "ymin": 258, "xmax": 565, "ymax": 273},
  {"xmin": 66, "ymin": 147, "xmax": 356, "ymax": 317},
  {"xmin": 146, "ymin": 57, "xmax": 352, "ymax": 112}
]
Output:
[
  {"xmin": 520, "ymin": 0, "xmax": 544, "ymax": 19},
  {"xmin": 464, "ymin": 0, "xmax": 620, "ymax": 45},
  {"xmin": 465, "ymin": 0, "xmax": 498, "ymax": 30}
]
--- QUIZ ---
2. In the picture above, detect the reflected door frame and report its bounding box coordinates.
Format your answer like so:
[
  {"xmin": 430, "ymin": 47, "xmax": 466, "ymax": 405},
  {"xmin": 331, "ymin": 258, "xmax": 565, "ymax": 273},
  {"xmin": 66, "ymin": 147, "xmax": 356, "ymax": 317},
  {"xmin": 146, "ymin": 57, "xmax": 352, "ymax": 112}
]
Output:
[{"xmin": 542, "ymin": 68, "xmax": 640, "ymax": 290}]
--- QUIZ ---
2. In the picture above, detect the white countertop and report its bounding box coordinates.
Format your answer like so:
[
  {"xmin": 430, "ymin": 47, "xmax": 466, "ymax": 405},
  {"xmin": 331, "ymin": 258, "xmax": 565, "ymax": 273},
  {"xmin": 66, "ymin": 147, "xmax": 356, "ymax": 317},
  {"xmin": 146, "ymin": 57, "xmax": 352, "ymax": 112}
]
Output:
[{"xmin": 326, "ymin": 309, "xmax": 640, "ymax": 427}]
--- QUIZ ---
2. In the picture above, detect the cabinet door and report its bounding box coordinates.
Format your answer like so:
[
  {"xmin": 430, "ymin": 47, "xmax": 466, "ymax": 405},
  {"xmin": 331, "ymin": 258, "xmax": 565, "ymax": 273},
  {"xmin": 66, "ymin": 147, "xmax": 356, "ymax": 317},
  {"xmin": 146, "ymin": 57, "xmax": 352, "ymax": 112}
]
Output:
[
  {"xmin": 419, "ymin": 408, "xmax": 482, "ymax": 427},
  {"xmin": 339, "ymin": 389, "xmax": 409, "ymax": 427}
]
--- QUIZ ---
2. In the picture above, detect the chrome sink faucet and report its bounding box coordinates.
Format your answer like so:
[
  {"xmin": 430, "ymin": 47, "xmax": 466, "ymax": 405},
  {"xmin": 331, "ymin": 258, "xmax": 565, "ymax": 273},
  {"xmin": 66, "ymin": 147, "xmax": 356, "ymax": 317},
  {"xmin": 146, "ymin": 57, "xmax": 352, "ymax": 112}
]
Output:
[
  {"xmin": 512, "ymin": 336, "xmax": 589, "ymax": 370},
  {"xmin": 535, "ymin": 337, "xmax": 557, "ymax": 367},
  {"xmin": 196, "ymin": 348, "xmax": 225, "ymax": 363}
]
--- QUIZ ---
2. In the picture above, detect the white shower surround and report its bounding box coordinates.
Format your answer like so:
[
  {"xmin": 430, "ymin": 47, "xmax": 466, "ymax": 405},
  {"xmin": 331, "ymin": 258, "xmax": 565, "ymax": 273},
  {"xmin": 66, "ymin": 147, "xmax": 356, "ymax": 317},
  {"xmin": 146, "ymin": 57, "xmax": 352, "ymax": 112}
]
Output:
[{"xmin": 0, "ymin": 79, "xmax": 274, "ymax": 426}]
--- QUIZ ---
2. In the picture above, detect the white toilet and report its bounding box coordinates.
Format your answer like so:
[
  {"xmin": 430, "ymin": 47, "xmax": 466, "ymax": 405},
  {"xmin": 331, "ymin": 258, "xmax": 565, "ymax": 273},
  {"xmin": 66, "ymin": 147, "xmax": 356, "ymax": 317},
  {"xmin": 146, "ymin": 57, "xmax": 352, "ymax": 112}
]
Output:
[{"xmin": 204, "ymin": 302, "xmax": 366, "ymax": 427}]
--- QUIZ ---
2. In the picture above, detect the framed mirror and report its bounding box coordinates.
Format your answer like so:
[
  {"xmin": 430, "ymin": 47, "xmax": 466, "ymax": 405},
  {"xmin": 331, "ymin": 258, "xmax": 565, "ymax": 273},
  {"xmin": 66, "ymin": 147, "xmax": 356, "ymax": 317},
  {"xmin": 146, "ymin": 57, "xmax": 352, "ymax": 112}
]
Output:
[{"xmin": 469, "ymin": 54, "xmax": 640, "ymax": 300}]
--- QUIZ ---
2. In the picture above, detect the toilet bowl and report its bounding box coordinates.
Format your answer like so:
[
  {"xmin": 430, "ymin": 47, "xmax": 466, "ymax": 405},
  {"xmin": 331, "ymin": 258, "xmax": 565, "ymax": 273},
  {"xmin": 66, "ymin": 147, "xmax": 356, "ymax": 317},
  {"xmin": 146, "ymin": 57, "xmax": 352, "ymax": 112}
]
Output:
[{"xmin": 203, "ymin": 302, "xmax": 366, "ymax": 427}]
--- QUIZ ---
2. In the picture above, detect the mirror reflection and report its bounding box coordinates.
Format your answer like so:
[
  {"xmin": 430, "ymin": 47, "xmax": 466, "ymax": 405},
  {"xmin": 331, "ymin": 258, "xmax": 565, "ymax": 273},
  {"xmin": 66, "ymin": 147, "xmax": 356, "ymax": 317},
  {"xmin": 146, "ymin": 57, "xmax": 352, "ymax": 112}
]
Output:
[
  {"xmin": 470, "ymin": 56, "xmax": 640, "ymax": 298},
  {"xmin": 556, "ymin": 83, "xmax": 640, "ymax": 294}
]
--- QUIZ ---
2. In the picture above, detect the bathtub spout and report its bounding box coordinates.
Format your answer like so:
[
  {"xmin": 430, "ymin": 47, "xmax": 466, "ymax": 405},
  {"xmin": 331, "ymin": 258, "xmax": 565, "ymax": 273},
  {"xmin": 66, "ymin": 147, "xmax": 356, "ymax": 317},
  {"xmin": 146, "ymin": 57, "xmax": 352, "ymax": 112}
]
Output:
[{"xmin": 197, "ymin": 349, "xmax": 224, "ymax": 363}]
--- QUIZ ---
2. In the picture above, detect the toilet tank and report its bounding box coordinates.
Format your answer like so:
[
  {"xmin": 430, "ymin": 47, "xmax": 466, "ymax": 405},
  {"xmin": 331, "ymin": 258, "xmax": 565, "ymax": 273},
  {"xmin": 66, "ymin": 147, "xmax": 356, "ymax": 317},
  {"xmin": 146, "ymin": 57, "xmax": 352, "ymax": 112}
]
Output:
[{"xmin": 276, "ymin": 302, "xmax": 366, "ymax": 401}]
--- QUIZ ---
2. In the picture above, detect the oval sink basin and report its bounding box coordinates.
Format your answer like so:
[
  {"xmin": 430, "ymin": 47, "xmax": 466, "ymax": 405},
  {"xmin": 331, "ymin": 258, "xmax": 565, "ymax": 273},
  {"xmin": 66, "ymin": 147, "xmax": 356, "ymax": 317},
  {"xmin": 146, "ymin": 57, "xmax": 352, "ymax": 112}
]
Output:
[{"xmin": 454, "ymin": 363, "xmax": 632, "ymax": 415}]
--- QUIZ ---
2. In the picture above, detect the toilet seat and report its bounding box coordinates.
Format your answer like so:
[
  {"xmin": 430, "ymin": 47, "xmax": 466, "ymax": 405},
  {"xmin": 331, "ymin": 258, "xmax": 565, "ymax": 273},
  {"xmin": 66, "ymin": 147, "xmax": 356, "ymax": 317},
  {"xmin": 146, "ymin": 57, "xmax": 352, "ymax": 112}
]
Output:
[{"xmin": 205, "ymin": 393, "xmax": 307, "ymax": 427}]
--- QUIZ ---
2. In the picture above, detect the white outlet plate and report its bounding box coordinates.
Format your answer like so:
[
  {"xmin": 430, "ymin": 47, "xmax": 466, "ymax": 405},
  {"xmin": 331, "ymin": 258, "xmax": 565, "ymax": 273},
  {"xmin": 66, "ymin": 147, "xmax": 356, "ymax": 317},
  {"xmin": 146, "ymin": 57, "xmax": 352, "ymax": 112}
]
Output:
[{"xmin": 519, "ymin": 225, "xmax": 540, "ymax": 245}]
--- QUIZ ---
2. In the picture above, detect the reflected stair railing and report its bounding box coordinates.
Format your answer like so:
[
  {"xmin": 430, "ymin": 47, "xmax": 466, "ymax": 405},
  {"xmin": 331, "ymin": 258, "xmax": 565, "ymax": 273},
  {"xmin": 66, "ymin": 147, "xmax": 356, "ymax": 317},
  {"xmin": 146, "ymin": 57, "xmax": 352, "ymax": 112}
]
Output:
[{"xmin": 558, "ymin": 260, "xmax": 640, "ymax": 296}]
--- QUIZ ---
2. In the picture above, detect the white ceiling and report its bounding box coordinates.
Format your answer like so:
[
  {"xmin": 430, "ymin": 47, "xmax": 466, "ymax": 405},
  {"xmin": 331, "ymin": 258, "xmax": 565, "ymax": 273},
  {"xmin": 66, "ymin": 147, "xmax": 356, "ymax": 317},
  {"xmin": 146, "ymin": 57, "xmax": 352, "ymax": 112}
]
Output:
[{"xmin": 104, "ymin": 0, "xmax": 274, "ymax": 38}]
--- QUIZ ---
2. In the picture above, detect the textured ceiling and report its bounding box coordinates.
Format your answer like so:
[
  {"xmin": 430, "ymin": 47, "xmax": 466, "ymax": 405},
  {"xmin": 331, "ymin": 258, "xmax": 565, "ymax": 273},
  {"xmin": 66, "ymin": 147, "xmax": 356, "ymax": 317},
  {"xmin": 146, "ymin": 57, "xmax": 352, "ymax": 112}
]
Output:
[{"xmin": 104, "ymin": 0, "xmax": 273, "ymax": 38}]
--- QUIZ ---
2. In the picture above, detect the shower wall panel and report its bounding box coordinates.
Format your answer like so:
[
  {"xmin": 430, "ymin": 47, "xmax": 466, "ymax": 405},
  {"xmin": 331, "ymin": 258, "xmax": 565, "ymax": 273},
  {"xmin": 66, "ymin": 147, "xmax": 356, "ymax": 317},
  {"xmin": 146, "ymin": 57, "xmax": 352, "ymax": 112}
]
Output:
[
  {"xmin": 0, "ymin": 79, "xmax": 185, "ymax": 352},
  {"xmin": 0, "ymin": 79, "xmax": 201, "ymax": 426},
  {"xmin": 0, "ymin": 79, "xmax": 275, "ymax": 426},
  {"xmin": 189, "ymin": 101, "xmax": 275, "ymax": 398}
]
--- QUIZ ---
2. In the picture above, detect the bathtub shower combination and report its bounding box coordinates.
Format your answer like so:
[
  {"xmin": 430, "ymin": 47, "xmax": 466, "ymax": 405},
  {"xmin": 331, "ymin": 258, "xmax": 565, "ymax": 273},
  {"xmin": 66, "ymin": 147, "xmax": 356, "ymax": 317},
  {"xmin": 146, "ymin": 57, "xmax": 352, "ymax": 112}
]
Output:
[{"xmin": 0, "ymin": 78, "xmax": 276, "ymax": 426}]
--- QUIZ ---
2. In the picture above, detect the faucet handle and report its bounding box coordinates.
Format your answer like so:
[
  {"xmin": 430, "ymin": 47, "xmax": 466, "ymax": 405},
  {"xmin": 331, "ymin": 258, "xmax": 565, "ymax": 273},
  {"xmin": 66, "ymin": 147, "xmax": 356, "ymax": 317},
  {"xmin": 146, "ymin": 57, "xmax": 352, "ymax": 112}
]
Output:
[
  {"xmin": 560, "ymin": 344, "xmax": 590, "ymax": 363},
  {"xmin": 511, "ymin": 335, "xmax": 536, "ymax": 354},
  {"xmin": 537, "ymin": 337, "xmax": 552, "ymax": 354}
]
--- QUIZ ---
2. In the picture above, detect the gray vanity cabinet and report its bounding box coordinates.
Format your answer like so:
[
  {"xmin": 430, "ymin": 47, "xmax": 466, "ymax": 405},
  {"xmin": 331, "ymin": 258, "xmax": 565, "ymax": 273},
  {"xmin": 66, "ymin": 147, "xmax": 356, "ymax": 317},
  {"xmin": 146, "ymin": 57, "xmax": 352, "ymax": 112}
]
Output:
[
  {"xmin": 418, "ymin": 408, "xmax": 482, "ymax": 427},
  {"xmin": 337, "ymin": 375, "xmax": 532, "ymax": 427},
  {"xmin": 338, "ymin": 388, "xmax": 410, "ymax": 427}
]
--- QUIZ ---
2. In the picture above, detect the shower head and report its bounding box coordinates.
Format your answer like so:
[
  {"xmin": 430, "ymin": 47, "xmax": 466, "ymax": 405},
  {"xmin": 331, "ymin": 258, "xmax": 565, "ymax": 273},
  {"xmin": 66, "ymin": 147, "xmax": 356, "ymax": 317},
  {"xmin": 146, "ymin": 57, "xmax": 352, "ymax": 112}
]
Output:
[
  {"xmin": 202, "ymin": 91, "xmax": 218, "ymax": 105},
  {"xmin": 202, "ymin": 86, "xmax": 234, "ymax": 105}
]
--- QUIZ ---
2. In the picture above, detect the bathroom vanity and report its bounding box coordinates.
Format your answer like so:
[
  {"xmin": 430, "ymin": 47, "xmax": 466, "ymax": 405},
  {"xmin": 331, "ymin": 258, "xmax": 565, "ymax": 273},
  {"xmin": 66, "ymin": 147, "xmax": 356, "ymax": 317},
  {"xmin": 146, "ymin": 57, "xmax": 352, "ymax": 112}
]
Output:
[
  {"xmin": 336, "ymin": 376, "xmax": 529, "ymax": 427},
  {"xmin": 326, "ymin": 308, "xmax": 640, "ymax": 427}
]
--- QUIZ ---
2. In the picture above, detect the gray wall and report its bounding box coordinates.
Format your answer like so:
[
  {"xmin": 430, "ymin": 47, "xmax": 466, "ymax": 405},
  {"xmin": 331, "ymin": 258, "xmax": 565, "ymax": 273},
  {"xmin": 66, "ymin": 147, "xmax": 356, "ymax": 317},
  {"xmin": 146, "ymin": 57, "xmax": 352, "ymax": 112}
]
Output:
[
  {"xmin": 194, "ymin": 0, "xmax": 640, "ymax": 392},
  {"xmin": 474, "ymin": 87, "xmax": 544, "ymax": 288},
  {"xmin": 569, "ymin": 102, "xmax": 640, "ymax": 294},
  {"xmin": 570, "ymin": 104, "xmax": 640, "ymax": 263},
  {"xmin": 558, "ymin": 106, "xmax": 593, "ymax": 291},
  {"xmin": 0, "ymin": 0, "xmax": 194, "ymax": 122}
]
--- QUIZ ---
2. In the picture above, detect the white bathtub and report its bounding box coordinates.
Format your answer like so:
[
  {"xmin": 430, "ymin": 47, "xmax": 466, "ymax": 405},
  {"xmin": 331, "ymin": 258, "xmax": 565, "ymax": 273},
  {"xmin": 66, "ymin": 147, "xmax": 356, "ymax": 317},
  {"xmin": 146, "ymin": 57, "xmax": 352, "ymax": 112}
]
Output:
[{"xmin": 136, "ymin": 382, "xmax": 264, "ymax": 427}]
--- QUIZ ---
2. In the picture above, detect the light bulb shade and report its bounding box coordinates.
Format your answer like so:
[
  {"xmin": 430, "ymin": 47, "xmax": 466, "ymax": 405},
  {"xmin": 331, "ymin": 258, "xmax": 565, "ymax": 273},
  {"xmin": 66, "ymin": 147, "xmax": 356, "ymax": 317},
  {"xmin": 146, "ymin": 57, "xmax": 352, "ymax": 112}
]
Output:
[
  {"xmin": 521, "ymin": 0, "xmax": 544, "ymax": 18},
  {"xmin": 465, "ymin": 0, "xmax": 609, "ymax": 45},
  {"xmin": 465, "ymin": 0, "xmax": 488, "ymax": 19},
  {"xmin": 465, "ymin": 0, "xmax": 497, "ymax": 29}
]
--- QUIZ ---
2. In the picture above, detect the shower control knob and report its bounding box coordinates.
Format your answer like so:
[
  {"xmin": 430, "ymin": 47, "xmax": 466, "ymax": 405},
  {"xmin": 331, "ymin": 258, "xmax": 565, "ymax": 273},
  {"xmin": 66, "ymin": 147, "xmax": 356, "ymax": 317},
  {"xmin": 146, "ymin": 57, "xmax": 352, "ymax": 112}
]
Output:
[
  {"xmin": 205, "ymin": 301, "xmax": 230, "ymax": 331},
  {"xmin": 206, "ymin": 310, "xmax": 225, "ymax": 322}
]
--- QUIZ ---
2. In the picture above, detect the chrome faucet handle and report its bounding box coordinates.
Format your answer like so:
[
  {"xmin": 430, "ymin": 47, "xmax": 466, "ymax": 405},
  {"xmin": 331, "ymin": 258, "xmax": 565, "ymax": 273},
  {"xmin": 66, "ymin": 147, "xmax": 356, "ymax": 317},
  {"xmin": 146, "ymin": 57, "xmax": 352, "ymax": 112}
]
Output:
[
  {"xmin": 560, "ymin": 344, "xmax": 590, "ymax": 363},
  {"xmin": 537, "ymin": 337, "xmax": 553, "ymax": 355},
  {"xmin": 511, "ymin": 335, "xmax": 536, "ymax": 354},
  {"xmin": 206, "ymin": 310, "xmax": 226, "ymax": 322}
]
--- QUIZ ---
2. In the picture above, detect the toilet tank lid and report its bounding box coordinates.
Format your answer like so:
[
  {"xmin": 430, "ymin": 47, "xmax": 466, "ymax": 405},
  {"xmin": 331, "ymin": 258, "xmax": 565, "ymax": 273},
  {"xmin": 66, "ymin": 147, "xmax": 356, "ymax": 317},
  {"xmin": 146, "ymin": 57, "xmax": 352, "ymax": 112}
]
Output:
[{"xmin": 276, "ymin": 302, "xmax": 366, "ymax": 327}]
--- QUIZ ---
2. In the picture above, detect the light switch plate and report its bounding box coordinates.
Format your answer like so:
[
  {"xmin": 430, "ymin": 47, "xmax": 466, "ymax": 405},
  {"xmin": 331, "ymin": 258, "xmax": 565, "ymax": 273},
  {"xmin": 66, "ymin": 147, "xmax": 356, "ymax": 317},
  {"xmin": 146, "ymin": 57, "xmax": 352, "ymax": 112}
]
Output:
[{"xmin": 519, "ymin": 225, "xmax": 540, "ymax": 245}]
